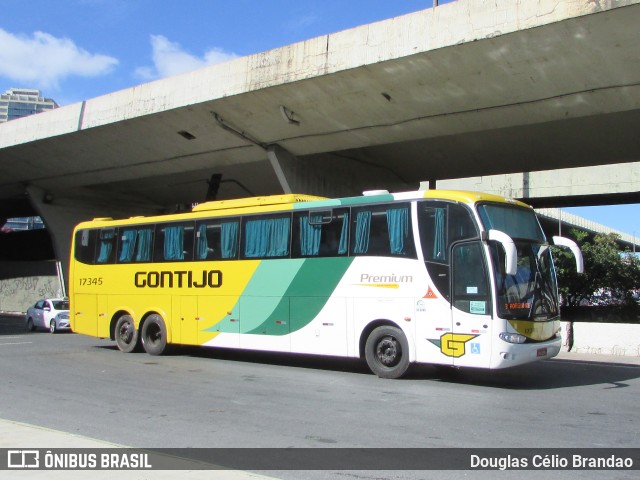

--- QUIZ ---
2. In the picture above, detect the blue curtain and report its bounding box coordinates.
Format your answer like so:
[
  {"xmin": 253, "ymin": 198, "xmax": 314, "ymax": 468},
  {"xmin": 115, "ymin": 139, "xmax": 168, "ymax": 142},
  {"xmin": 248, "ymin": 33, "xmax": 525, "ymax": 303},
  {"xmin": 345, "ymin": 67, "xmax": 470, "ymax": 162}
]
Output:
[
  {"xmin": 196, "ymin": 224, "xmax": 209, "ymax": 260},
  {"xmin": 164, "ymin": 226, "xmax": 184, "ymax": 261},
  {"xmin": 434, "ymin": 208, "xmax": 446, "ymax": 261},
  {"xmin": 119, "ymin": 230, "xmax": 137, "ymax": 262},
  {"xmin": 97, "ymin": 230, "xmax": 114, "ymax": 263},
  {"xmin": 244, "ymin": 220, "xmax": 266, "ymax": 257},
  {"xmin": 136, "ymin": 229, "xmax": 153, "ymax": 262},
  {"xmin": 299, "ymin": 214, "xmax": 322, "ymax": 256},
  {"xmin": 266, "ymin": 217, "xmax": 290, "ymax": 257},
  {"xmin": 221, "ymin": 221, "xmax": 239, "ymax": 259},
  {"xmin": 353, "ymin": 211, "xmax": 371, "ymax": 254},
  {"xmin": 338, "ymin": 213, "xmax": 349, "ymax": 255},
  {"xmin": 387, "ymin": 207, "xmax": 409, "ymax": 255},
  {"xmin": 244, "ymin": 217, "xmax": 290, "ymax": 258}
]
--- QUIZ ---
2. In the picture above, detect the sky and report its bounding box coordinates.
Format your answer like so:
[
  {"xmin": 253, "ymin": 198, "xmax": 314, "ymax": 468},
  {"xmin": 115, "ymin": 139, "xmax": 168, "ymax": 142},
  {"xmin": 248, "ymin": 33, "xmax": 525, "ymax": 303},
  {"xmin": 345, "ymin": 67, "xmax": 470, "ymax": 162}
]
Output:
[{"xmin": 0, "ymin": 0, "xmax": 637, "ymax": 238}]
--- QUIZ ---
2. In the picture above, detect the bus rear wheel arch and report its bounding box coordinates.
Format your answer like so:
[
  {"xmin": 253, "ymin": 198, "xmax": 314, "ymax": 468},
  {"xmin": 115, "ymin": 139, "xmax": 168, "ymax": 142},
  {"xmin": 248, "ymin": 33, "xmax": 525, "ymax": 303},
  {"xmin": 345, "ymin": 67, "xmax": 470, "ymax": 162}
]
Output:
[
  {"xmin": 141, "ymin": 313, "xmax": 168, "ymax": 356},
  {"xmin": 364, "ymin": 325, "xmax": 411, "ymax": 379}
]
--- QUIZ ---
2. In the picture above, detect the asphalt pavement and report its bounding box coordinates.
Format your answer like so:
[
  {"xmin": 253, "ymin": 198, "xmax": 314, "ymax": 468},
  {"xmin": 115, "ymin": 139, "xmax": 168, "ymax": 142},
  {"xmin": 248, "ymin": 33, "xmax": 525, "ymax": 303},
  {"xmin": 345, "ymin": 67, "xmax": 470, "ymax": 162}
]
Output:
[
  {"xmin": 1, "ymin": 417, "xmax": 279, "ymax": 480},
  {"xmin": 2, "ymin": 312, "xmax": 639, "ymax": 479},
  {"xmin": 0, "ymin": 313, "xmax": 278, "ymax": 480}
]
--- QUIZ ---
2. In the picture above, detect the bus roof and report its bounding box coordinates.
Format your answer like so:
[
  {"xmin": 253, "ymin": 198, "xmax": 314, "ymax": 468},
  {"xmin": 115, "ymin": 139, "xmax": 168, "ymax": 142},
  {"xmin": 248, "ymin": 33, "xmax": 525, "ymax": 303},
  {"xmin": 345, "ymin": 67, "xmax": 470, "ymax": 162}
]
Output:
[
  {"xmin": 192, "ymin": 194, "xmax": 327, "ymax": 212},
  {"xmin": 78, "ymin": 189, "xmax": 530, "ymax": 228}
]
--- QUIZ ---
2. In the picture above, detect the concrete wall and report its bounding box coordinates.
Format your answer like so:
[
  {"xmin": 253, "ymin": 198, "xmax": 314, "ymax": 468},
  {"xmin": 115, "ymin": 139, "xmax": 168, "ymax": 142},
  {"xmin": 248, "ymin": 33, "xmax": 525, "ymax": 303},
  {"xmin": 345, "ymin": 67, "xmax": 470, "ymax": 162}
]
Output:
[
  {"xmin": 0, "ymin": 261, "xmax": 64, "ymax": 313},
  {"xmin": 561, "ymin": 322, "xmax": 640, "ymax": 357}
]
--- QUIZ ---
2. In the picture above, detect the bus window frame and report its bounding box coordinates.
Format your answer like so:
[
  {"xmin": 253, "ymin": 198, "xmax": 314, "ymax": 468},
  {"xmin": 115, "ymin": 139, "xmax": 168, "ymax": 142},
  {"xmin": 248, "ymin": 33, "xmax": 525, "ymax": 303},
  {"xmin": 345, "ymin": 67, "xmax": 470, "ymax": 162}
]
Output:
[
  {"xmin": 116, "ymin": 224, "xmax": 156, "ymax": 264},
  {"xmin": 348, "ymin": 202, "xmax": 416, "ymax": 258},
  {"xmin": 154, "ymin": 221, "xmax": 195, "ymax": 263},
  {"xmin": 417, "ymin": 200, "xmax": 480, "ymax": 301},
  {"xmin": 194, "ymin": 216, "xmax": 241, "ymax": 261},
  {"xmin": 292, "ymin": 208, "xmax": 350, "ymax": 258},
  {"xmin": 240, "ymin": 212, "xmax": 293, "ymax": 260}
]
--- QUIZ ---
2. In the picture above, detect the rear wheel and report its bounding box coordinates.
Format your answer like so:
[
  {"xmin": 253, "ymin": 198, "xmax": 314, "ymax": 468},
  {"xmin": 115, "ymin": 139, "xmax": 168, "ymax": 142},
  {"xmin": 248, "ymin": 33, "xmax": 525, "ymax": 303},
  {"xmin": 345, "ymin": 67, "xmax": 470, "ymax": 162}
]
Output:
[
  {"xmin": 365, "ymin": 326, "xmax": 410, "ymax": 379},
  {"xmin": 114, "ymin": 315, "xmax": 139, "ymax": 353},
  {"xmin": 50, "ymin": 320, "xmax": 57, "ymax": 334},
  {"xmin": 26, "ymin": 318, "xmax": 35, "ymax": 332},
  {"xmin": 141, "ymin": 314, "xmax": 168, "ymax": 356}
]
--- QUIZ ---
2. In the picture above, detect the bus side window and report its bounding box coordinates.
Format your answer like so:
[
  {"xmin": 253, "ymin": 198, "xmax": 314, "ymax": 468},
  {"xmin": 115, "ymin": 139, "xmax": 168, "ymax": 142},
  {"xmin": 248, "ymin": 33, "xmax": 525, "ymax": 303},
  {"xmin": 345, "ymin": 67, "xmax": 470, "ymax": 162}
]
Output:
[
  {"xmin": 195, "ymin": 219, "xmax": 239, "ymax": 260},
  {"xmin": 242, "ymin": 213, "xmax": 291, "ymax": 259},
  {"xmin": 449, "ymin": 204, "xmax": 478, "ymax": 244},
  {"xmin": 155, "ymin": 222, "xmax": 194, "ymax": 262},
  {"xmin": 96, "ymin": 228, "xmax": 116, "ymax": 264},
  {"xmin": 118, "ymin": 226, "xmax": 154, "ymax": 263},
  {"xmin": 418, "ymin": 202, "xmax": 479, "ymax": 300},
  {"xmin": 74, "ymin": 229, "xmax": 99, "ymax": 264},
  {"xmin": 350, "ymin": 204, "xmax": 415, "ymax": 258},
  {"xmin": 292, "ymin": 209, "xmax": 349, "ymax": 258},
  {"xmin": 418, "ymin": 203, "xmax": 450, "ymax": 299}
]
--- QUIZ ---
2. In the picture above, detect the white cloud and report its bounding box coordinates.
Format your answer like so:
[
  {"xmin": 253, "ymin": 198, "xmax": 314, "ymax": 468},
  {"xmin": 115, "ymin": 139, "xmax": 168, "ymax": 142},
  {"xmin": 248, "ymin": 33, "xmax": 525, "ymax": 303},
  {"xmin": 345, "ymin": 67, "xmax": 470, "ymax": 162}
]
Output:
[
  {"xmin": 135, "ymin": 35, "xmax": 238, "ymax": 81},
  {"xmin": 0, "ymin": 28, "xmax": 118, "ymax": 89}
]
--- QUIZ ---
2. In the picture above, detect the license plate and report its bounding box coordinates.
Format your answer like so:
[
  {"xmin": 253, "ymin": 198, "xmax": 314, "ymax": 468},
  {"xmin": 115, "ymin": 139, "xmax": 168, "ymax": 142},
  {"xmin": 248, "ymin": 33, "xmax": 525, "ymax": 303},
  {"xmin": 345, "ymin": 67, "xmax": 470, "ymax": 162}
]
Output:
[{"xmin": 537, "ymin": 347, "xmax": 547, "ymax": 357}]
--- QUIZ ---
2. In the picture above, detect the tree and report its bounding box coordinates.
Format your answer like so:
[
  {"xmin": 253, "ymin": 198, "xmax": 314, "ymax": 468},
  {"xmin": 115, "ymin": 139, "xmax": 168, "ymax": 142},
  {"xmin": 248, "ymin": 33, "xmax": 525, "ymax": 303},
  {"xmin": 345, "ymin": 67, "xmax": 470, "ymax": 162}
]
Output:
[{"xmin": 553, "ymin": 231, "xmax": 640, "ymax": 308}]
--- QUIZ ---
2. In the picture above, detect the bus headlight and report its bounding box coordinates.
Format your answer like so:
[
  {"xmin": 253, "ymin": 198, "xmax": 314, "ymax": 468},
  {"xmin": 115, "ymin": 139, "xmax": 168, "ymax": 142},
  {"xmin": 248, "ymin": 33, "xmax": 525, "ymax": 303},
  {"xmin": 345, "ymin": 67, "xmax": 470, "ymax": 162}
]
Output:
[{"xmin": 499, "ymin": 332, "xmax": 527, "ymax": 344}]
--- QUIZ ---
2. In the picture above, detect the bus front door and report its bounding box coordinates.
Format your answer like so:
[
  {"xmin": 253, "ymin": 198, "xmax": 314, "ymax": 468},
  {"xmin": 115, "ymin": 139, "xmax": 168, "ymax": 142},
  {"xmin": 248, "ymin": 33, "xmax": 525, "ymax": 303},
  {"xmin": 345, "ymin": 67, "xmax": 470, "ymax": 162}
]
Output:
[{"xmin": 450, "ymin": 241, "xmax": 493, "ymax": 368}]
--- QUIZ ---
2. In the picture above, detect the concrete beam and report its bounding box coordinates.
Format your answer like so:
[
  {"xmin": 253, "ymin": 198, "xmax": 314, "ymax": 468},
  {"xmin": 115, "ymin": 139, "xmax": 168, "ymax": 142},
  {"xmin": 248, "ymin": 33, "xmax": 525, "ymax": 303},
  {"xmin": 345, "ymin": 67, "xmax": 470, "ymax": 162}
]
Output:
[{"xmin": 435, "ymin": 162, "xmax": 640, "ymax": 206}]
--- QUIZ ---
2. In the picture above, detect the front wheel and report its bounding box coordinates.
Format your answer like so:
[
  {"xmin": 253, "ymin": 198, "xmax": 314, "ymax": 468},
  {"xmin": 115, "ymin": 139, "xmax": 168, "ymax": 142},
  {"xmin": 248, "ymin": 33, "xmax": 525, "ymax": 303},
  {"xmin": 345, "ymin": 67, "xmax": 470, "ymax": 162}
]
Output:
[
  {"xmin": 26, "ymin": 318, "xmax": 35, "ymax": 332},
  {"xmin": 141, "ymin": 314, "xmax": 168, "ymax": 356},
  {"xmin": 50, "ymin": 320, "xmax": 57, "ymax": 334},
  {"xmin": 115, "ymin": 315, "xmax": 139, "ymax": 353},
  {"xmin": 364, "ymin": 326, "xmax": 411, "ymax": 379}
]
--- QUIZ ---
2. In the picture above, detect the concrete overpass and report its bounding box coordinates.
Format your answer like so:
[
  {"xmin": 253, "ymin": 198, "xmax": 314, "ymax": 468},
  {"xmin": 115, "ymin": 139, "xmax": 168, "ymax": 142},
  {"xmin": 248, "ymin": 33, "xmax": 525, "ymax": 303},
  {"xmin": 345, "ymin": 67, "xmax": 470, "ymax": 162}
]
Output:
[{"xmin": 0, "ymin": 0, "xmax": 639, "ymax": 278}]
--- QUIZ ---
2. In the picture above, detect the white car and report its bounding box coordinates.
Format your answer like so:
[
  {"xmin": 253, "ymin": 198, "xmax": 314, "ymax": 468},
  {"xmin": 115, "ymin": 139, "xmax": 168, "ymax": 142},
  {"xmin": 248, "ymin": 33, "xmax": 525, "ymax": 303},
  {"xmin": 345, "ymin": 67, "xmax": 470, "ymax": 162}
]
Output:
[{"xmin": 25, "ymin": 298, "xmax": 71, "ymax": 333}]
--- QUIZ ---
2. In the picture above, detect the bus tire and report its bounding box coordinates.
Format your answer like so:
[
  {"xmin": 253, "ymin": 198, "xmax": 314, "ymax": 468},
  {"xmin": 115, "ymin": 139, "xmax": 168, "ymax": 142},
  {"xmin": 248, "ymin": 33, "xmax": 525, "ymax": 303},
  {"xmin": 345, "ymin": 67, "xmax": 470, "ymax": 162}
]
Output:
[
  {"xmin": 114, "ymin": 315, "xmax": 139, "ymax": 353},
  {"xmin": 365, "ymin": 325, "xmax": 410, "ymax": 379},
  {"xmin": 141, "ymin": 314, "xmax": 168, "ymax": 356}
]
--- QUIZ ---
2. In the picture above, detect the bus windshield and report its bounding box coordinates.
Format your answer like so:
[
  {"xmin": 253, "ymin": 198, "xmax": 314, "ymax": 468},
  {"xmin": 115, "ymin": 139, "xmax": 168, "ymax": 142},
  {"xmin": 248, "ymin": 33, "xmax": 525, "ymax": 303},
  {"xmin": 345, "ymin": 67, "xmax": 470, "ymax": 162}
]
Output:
[
  {"xmin": 478, "ymin": 204, "xmax": 559, "ymax": 321},
  {"xmin": 477, "ymin": 204, "xmax": 545, "ymax": 242},
  {"xmin": 488, "ymin": 242, "xmax": 559, "ymax": 320}
]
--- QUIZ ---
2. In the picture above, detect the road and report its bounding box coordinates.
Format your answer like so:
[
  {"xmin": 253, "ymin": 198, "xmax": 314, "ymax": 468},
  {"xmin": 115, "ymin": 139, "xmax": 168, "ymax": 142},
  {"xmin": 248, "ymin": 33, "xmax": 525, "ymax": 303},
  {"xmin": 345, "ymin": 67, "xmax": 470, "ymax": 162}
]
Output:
[{"xmin": 1, "ymin": 314, "xmax": 639, "ymax": 479}]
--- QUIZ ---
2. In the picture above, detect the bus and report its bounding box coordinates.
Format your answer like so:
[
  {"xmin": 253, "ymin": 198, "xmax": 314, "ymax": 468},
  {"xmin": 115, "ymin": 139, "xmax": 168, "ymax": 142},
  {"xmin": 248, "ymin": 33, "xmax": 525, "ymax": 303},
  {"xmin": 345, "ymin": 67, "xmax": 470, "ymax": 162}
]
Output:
[{"xmin": 69, "ymin": 188, "xmax": 583, "ymax": 378}]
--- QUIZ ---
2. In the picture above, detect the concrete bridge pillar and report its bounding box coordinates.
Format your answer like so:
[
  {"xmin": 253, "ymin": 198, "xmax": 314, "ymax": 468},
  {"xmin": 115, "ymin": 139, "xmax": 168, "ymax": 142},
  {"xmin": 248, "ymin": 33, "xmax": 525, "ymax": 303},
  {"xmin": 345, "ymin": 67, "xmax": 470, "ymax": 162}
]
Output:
[{"xmin": 266, "ymin": 144, "xmax": 409, "ymax": 198}]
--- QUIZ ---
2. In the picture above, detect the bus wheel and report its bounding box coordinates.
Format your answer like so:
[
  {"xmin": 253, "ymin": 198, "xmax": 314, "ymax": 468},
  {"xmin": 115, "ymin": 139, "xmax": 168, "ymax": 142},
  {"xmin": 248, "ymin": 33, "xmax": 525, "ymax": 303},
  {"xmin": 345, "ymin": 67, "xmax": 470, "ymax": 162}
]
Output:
[
  {"xmin": 115, "ymin": 315, "xmax": 139, "ymax": 353},
  {"xmin": 141, "ymin": 314, "xmax": 167, "ymax": 356},
  {"xmin": 365, "ymin": 326, "xmax": 410, "ymax": 379}
]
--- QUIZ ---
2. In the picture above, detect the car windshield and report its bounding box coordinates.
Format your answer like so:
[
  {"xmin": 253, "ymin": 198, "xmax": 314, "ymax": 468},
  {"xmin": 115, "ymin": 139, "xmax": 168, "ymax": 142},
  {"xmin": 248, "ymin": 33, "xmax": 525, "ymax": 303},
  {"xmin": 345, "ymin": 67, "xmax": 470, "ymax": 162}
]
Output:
[{"xmin": 52, "ymin": 301, "xmax": 69, "ymax": 310}]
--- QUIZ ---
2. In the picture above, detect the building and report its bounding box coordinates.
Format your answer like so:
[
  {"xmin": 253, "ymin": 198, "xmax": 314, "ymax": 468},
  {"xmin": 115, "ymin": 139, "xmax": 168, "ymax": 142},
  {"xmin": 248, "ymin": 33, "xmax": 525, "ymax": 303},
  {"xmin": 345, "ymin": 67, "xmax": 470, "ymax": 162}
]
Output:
[
  {"xmin": 1, "ymin": 217, "xmax": 45, "ymax": 231},
  {"xmin": 0, "ymin": 88, "xmax": 57, "ymax": 230},
  {"xmin": 0, "ymin": 88, "xmax": 58, "ymax": 123}
]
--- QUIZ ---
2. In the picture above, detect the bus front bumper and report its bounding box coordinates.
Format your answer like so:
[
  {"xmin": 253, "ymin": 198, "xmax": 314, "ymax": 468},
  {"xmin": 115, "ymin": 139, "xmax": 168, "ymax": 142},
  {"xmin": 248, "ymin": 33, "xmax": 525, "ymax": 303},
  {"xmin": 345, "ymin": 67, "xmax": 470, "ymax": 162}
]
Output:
[{"xmin": 491, "ymin": 335, "xmax": 561, "ymax": 369}]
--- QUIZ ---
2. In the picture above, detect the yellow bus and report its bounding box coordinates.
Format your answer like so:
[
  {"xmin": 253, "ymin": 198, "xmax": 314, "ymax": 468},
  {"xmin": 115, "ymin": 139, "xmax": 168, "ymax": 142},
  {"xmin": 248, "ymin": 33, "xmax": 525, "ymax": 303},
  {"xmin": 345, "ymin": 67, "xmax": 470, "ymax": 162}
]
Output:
[{"xmin": 69, "ymin": 188, "xmax": 583, "ymax": 378}]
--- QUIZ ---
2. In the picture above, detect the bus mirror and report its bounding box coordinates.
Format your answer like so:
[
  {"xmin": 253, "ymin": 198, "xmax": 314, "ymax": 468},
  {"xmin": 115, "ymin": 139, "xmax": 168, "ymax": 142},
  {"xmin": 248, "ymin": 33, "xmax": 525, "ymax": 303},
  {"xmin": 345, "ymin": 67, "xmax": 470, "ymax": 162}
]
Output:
[
  {"xmin": 553, "ymin": 236, "xmax": 584, "ymax": 274},
  {"xmin": 487, "ymin": 229, "xmax": 517, "ymax": 276}
]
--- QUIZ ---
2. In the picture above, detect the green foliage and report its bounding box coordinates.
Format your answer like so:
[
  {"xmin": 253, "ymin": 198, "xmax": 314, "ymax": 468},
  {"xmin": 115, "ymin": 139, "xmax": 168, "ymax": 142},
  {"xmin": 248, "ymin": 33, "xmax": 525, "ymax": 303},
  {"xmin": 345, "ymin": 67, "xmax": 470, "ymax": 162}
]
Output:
[{"xmin": 552, "ymin": 230, "xmax": 640, "ymax": 308}]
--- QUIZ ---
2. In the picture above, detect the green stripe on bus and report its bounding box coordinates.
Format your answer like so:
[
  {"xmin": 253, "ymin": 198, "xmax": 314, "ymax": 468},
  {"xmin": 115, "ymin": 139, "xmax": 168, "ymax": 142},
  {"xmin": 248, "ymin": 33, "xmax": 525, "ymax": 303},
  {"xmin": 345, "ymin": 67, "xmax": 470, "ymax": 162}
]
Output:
[{"xmin": 226, "ymin": 257, "xmax": 353, "ymax": 336}]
